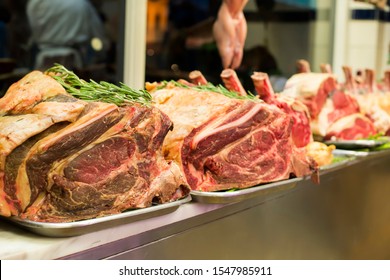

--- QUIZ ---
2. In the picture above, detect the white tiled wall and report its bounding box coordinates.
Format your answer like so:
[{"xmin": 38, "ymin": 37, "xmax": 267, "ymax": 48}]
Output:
[
  {"xmin": 376, "ymin": 21, "xmax": 390, "ymax": 79},
  {"xmin": 244, "ymin": 0, "xmax": 390, "ymax": 79},
  {"xmin": 245, "ymin": 20, "xmax": 325, "ymax": 77},
  {"xmin": 337, "ymin": 0, "xmax": 390, "ymax": 80},
  {"xmin": 345, "ymin": 20, "xmax": 379, "ymax": 69},
  {"xmin": 348, "ymin": 20, "xmax": 379, "ymax": 47},
  {"xmin": 245, "ymin": 22, "xmax": 266, "ymax": 49},
  {"xmin": 309, "ymin": 18, "xmax": 332, "ymax": 72},
  {"xmin": 244, "ymin": 0, "xmax": 333, "ymax": 77},
  {"xmin": 268, "ymin": 22, "xmax": 311, "ymax": 76},
  {"xmin": 346, "ymin": 20, "xmax": 379, "ymax": 70}
]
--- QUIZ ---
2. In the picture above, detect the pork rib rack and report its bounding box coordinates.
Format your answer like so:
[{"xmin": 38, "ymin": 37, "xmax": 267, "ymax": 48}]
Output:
[
  {"xmin": 0, "ymin": 71, "xmax": 190, "ymax": 222},
  {"xmin": 148, "ymin": 70, "xmax": 318, "ymax": 192}
]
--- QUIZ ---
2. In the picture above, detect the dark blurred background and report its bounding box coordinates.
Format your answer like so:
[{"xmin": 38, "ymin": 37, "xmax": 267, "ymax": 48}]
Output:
[{"xmin": 1, "ymin": 0, "xmax": 389, "ymax": 97}]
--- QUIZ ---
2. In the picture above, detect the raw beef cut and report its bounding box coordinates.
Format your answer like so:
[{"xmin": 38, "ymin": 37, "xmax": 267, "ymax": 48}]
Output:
[
  {"xmin": 0, "ymin": 71, "xmax": 67, "ymax": 116},
  {"xmin": 220, "ymin": 69, "xmax": 247, "ymax": 96},
  {"xmin": 0, "ymin": 71, "xmax": 190, "ymax": 222},
  {"xmin": 189, "ymin": 70, "xmax": 208, "ymax": 86},
  {"xmin": 324, "ymin": 113, "xmax": 376, "ymax": 140},
  {"xmin": 282, "ymin": 61, "xmax": 377, "ymax": 140},
  {"xmin": 296, "ymin": 59, "xmax": 311, "ymax": 73},
  {"xmin": 320, "ymin": 63, "xmax": 332, "ymax": 74},
  {"xmin": 342, "ymin": 66, "xmax": 390, "ymax": 135},
  {"xmin": 149, "ymin": 76, "xmax": 318, "ymax": 192},
  {"xmin": 250, "ymin": 71, "xmax": 312, "ymax": 148},
  {"xmin": 311, "ymin": 88, "xmax": 366, "ymax": 139},
  {"xmin": 283, "ymin": 71, "xmax": 337, "ymax": 120}
]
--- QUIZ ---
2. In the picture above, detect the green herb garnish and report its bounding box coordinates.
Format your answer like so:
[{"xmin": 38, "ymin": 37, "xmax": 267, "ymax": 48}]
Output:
[
  {"xmin": 362, "ymin": 133, "xmax": 390, "ymax": 151},
  {"xmin": 365, "ymin": 132, "xmax": 385, "ymax": 140},
  {"xmin": 158, "ymin": 80, "xmax": 259, "ymax": 101},
  {"xmin": 331, "ymin": 156, "xmax": 349, "ymax": 164},
  {"xmin": 371, "ymin": 142, "xmax": 390, "ymax": 151},
  {"xmin": 46, "ymin": 64, "xmax": 152, "ymax": 106}
]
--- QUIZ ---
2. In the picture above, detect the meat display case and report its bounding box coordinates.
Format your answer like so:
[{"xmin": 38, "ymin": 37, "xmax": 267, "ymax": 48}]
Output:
[{"xmin": 1, "ymin": 149, "xmax": 390, "ymax": 260}]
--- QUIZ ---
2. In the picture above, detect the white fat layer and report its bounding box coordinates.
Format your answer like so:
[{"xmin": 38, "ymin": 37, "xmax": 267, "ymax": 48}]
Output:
[
  {"xmin": 32, "ymin": 101, "xmax": 85, "ymax": 123},
  {"xmin": 15, "ymin": 103, "xmax": 117, "ymax": 211},
  {"xmin": 191, "ymin": 103, "xmax": 265, "ymax": 149},
  {"xmin": 326, "ymin": 113, "xmax": 370, "ymax": 134},
  {"xmin": 283, "ymin": 73, "xmax": 334, "ymax": 98}
]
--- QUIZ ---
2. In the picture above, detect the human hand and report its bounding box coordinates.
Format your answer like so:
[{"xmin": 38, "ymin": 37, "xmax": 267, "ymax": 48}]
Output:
[{"xmin": 213, "ymin": 0, "xmax": 248, "ymax": 69}]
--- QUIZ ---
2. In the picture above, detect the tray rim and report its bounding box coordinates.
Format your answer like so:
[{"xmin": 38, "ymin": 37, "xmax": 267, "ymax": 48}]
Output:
[
  {"xmin": 190, "ymin": 177, "xmax": 302, "ymax": 204},
  {"xmin": 319, "ymin": 150, "xmax": 359, "ymax": 173},
  {"xmin": 324, "ymin": 139, "xmax": 389, "ymax": 149},
  {"xmin": 331, "ymin": 148, "xmax": 370, "ymax": 157},
  {"xmin": 4, "ymin": 195, "xmax": 192, "ymax": 237}
]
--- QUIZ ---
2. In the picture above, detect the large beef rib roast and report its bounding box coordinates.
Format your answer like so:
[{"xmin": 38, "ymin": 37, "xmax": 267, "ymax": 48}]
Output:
[
  {"xmin": 0, "ymin": 70, "xmax": 190, "ymax": 222},
  {"xmin": 147, "ymin": 70, "xmax": 318, "ymax": 192}
]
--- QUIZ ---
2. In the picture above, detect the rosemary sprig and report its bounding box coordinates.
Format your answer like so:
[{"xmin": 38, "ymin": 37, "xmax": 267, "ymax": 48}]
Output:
[
  {"xmin": 158, "ymin": 80, "xmax": 259, "ymax": 101},
  {"xmin": 45, "ymin": 64, "xmax": 152, "ymax": 106}
]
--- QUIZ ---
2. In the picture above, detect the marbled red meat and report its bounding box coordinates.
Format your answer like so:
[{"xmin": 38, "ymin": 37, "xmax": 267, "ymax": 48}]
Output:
[
  {"xmin": 250, "ymin": 71, "xmax": 312, "ymax": 148},
  {"xmin": 150, "ymin": 74, "xmax": 318, "ymax": 192},
  {"xmin": 0, "ymin": 71, "xmax": 190, "ymax": 222}
]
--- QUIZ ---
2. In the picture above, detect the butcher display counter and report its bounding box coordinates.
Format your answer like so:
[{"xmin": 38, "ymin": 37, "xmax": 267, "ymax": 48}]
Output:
[{"xmin": 1, "ymin": 149, "xmax": 390, "ymax": 260}]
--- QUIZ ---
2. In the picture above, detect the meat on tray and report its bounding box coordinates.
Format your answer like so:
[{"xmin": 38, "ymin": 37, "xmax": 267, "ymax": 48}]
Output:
[
  {"xmin": 281, "ymin": 60, "xmax": 378, "ymax": 140},
  {"xmin": 147, "ymin": 69, "xmax": 318, "ymax": 192},
  {"xmin": 342, "ymin": 66, "xmax": 390, "ymax": 136},
  {"xmin": 0, "ymin": 71, "xmax": 190, "ymax": 222},
  {"xmin": 250, "ymin": 71, "xmax": 312, "ymax": 148}
]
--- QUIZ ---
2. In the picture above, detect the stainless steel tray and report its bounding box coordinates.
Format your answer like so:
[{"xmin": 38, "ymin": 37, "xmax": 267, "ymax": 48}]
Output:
[
  {"xmin": 331, "ymin": 148, "xmax": 390, "ymax": 159},
  {"xmin": 190, "ymin": 178, "xmax": 301, "ymax": 204},
  {"xmin": 324, "ymin": 139, "xmax": 389, "ymax": 149},
  {"xmin": 3, "ymin": 195, "xmax": 191, "ymax": 237},
  {"xmin": 331, "ymin": 149, "xmax": 370, "ymax": 157},
  {"xmin": 319, "ymin": 149, "xmax": 359, "ymax": 174}
]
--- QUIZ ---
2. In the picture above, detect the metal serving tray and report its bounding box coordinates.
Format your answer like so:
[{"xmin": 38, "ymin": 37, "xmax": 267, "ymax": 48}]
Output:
[
  {"xmin": 190, "ymin": 177, "xmax": 302, "ymax": 204},
  {"xmin": 331, "ymin": 149, "xmax": 370, "ymax": 157},
  {"xmin": 331, "ymin": 147, "xmax": 390, "ymax": 159},
  {"xmin": 324, "ymin": 139, "xmax": 389, "ymax": 150},
  {"xmin": 3, "ymin": 196, "xmax": 191, "ymax": 237},
  {"xmin": 319, "ymin": 149, "xmax": 359, "ymax": 174}
]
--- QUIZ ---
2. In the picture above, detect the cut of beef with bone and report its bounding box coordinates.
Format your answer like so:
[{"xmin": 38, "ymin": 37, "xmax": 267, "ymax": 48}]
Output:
[
  {"xmin": 283, "ymin": 63, "xmax": 338, "ymax": 120},
  {"xmin": 150, "ymin": 76, "xmax": 318, "ymax": 192},
  {"xmin": 21, "ymin": 104, "xmax": 189, "ymax": 222},
  {"xmin": 342, "ymin": 66, "xmax": 390, "ymax": 135},
  {"xmin": 250, "ymin": 72, "xmax": 312, "ymax": 148},
  {"xmin": 324, "ymin": 113, "xmax": 376, "ymax": 140},
  {"xmin": 0, "ymin": 71, "xmax": 67, "ymax": 116},
  {"xmin": 0, "ymin": 71, "xmax": 190, "ymax": 222},
  {"xmin": 220, "ymin": 69, "xmax": 247, "ymax": 96},
  {"xmin": 0, "ymin": 114, "xmax": 59, "ymax": 216},
  {"xmin": 282, "ymin": 61, "xmax": 377, "ymax": 140},
  {"xmin": 189, "ymin": 70, "xmax": 208, "ymax": 85}
]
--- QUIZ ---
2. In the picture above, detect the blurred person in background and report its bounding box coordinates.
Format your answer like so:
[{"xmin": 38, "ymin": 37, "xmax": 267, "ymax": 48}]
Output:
[
  {"xmin": 0, "ymin": 1, "xmax": 10, "ymax": 59},
  {"xmin": 213, "ymin": 0, "xmax": 248, "ymax": 70},
  {"xmin": 26, "ymin": 0, "xmax": 109, "ymax": 71},
  {"xmin": 158, "ymin": 0, "xmax": 248, "ymax": 83},
  {"xmin": 0, "ymin": 0, "xmax": 31, "ymax": 97},
  {"xmin": 1, "ymin": 0, "xmax": 31, "ymax": 68}
]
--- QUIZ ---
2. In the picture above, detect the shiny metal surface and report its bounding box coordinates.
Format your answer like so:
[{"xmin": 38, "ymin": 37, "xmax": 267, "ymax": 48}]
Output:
[
  {"xmin": 320, "ymin": 151, "xmax": 358, "ymax": 175},
  {"xmin": 325, "ymin": 139, "xmax": 389, "ymax": 149},
  {"xmin": 190, "ymin": 178, "xmax": 301, "ymax": 204},
  {"xmin": 102, "ymin": 152, "xmax": 390, "ymax": 260},
  {"xmin": 4, "ymin": 196, "xmax": 191, "ymax": 237},
  {"xmin": 332, "ymin": 149, "xmax": 370, "ymax": 157},
  {"xmin": 332, "ymin": 148, "xmax": 390, "ymax": 160}
]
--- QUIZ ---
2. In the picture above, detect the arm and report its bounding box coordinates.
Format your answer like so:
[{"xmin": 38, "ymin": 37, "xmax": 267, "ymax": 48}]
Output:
[{"xmin": 212, "ymin": 0, "xmax": 248, "ymax": 69}]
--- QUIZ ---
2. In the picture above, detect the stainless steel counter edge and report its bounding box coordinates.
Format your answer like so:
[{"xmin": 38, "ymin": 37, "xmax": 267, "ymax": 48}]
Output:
[{"xmin": 1, "ymin": 148, "xmax": 390, "ymax": 259}]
